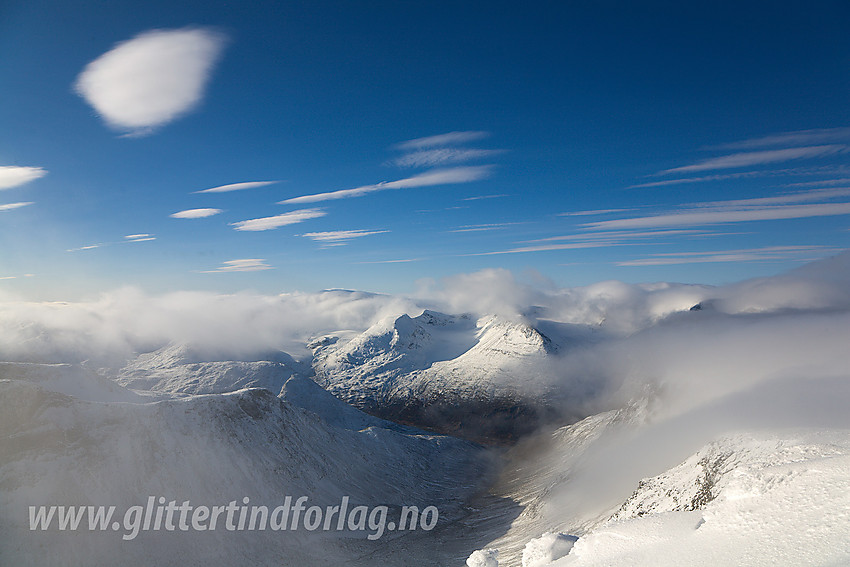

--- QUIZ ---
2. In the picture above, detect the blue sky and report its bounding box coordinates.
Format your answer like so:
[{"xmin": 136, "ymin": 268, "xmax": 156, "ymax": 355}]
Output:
[{"xmin": 2, "ymin": 0, "xmax": 850, "ymax": 300}]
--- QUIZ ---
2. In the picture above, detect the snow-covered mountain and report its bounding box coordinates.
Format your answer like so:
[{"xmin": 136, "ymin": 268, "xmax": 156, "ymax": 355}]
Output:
[
  {"xmin": 115, "ymin": 342, "xmax": 309, "ymax": 396},
  {"xmin": 312, "ymin": 310, "xmax": 571, "ymax": 443},
  {"xmin": 6, "ymin": 254, "xmax": 850, "ymax": 566}
]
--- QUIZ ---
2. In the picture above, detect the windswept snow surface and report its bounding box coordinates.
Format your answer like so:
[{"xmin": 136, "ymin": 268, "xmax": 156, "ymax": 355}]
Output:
[{"xmin": 548, "ymin": 431, "xmax": 850, "ymax": 566}]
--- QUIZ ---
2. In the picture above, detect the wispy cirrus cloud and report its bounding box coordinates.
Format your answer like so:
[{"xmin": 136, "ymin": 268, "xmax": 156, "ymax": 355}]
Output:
[
  {"xmin": 521, "ymin": 229, "xmax": 709, "ymax": 244},
  {"xmin": 66, "ymin": 244, "xmax": 103, "ymax": 252},
  {"xmin": 123, "ymin": 234, "xmax": 156, "ymax": 242},
  {"xmin": 448, "ymin": 222, "xmax": 525, "ymax": 233},
  {"xmin": 0, "ymin": 202, "xmax": 33, "ymax": 212},
  {"xmin": 389, "ymin": 148, "xmax": 505, "ymax": 168},
  {"xmin": 472, "ymin": 228, "xmax": 710, "ymax": 255},
  {"xmin": 201, "ymin": 259, "xmax": 273, "ymax": 273},
  {"xmin": 784, "ymin": 178, "xmax": 850, "ymax": 188},
  {"xmin": 279, "ymin": 166, "xmax": 492, "ymax": 205},
  {"xmin": 230, "ymin": 208, "xmax": 326, "ymax": 231},
  {"xmin": 583, "ymin": 187, "xmax": 850, "ymax": 231},
  {"xmin": 0, "ymin": 166, "xmax": 47, "ymax": 190},
  {"xmin": 355, "ymin": 258, "xmax": 422, "ymax": 264},
  {"xmin": 630, "ymin": 170, "xmax": 772, "ymax": 189},
  {"xmin": 659, "ymin": 145, "xmax": 846, "ymax": 175},
  {"xmin": 618, "ymin": 245, "xmax": 840, "ymax": 266},
  {"xmin": 586, "ymin": 203, "xmax": 850, "ymax": 230},
  {"xmin": 74, "ymin": 27, "xmax": 227, "ymax": 134},
  {"xmin": 461, "ymin": 194, "xmax": 509, "ymax": 201},
  {"xmin": 170, "ymin": 208, "xmax": 222, "ymax": 219},
  {"xmin": 559, "ymin": 208, "xmax": 636, "ymax": 217},
  {"xmin": 300, "ymin": 229, "xmax": 389, "ymax": 246},
  {"xmin": 632, "ymin": 166, "xmax": 850, "ymax": 189},
  {"xmin": 715, "ymin": 127, "xmax": 850, "ymax": 150},
  {"xmin": 395, "ymin": 131, "xmax": 490, "ymax": 151},
  {"xmin": 690, "ymin": 187, "xmax": 850, "ymax": 208},
  {"xmin": 193, "ymin": 181, "xmax": 279, "ymax": 194},
  {"xmin": 470, "ymin": 241, "xmax": 619, "ymax": 255},
  {"xmin": 67, "ymin": 233, "xmax": 157, "ymax": 252}
]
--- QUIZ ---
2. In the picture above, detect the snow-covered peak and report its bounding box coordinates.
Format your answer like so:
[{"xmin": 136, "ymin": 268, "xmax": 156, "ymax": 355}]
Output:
[{"xmin": 473, "ymin": 315, "xmax": 557, "ymax": 358}]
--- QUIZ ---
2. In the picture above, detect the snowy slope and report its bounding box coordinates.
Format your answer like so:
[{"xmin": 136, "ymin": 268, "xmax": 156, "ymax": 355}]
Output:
[
  {"xmin": 548, "ymin": 430, "xmax": 850, "ymax": 566},
  {"xmin": 0, "ymin": 362, "xmax": 492, "ymax": 566},
  {"xmin": 312, "ymin": 310, "xmax": 569, "ymax": 443},
  {"xmin": 115, "ymin": 342, "xmax": 308, "ymax": 396}
]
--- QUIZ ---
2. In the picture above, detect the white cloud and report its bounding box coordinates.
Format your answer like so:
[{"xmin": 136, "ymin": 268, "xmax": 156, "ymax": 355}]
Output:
[
  {"xmin": 471, "ymin": 241, "xmax": 618, "ymax": 255},
  {"xmin": 74, "ymin": 27, "xmax": 227, "ymax": 134},
  {"xmin": 280, "ymin": 166, "xmax": 492, "ymax": 205},
  {"xmin": 448, "ymin": 223, "xmax": 524, "ymax": 233},
  {"xmin": 690, "ymin": 187, "xmax": 850, "ymax": 208},
  {"xmin": 659, "ymin": 145, "xmax": 845, "ymax": 175},
  {"xmin": 461, "ymin": 194, "xmax": 509, "ymax": 201},
  {"xmin": 230, "ymin": 208, "xmax": 326, "ymax": 231},
  {"xmin": 0, "ymin": 202, "xmax": 33, "ymax": 212},
  {"xmin": 301, "ymin": 229, "xmax": 389, "ymax": 245},
  {"xmin": 395, "ymin": 131, "xmax": 490, "ymax": 150},
  {"xmin": 716, "ymin": 127, "xmax": 850, "ymax": 150},
  {"xmin": 0, "ymin": 287, "xmax": 418, "ymax": 361},
  {"xmin": 170, "ymin": 208, "xmax": 223, "ymax": 219},
  {"xmin": 559, "ymin": 208, "xmax": 635, "ymax": 217},
  {"xmin": 785, "ymin": 178, "xmax": 850, "ymax": 188},
  {"xmin": 522, "ymin": 229, "xmax": 707, "ymax": 244},
  {"xmin": 473, "ymin": 229, "xmax": 710, "ymax": 255},
  {"xmin": 356, "ymin": 258, "xmax": 422, "ymax": 264},
  {"xmin": 0, "ymin": 166, "xmax": 47, "ymax": 190},
  {"xmin": 618, "ymin": 246, "xmax": 838, "ymax": 266},
  {"xmin": 390, "ymin": 148, "xmax": 504, "ymax": 168},
  {"xmin": 124, "ymin": 234, "xmax": 151, "ymax": 240},
  {"xmin": 193, "ymin": 181, "xmax": 278, "ymax": 194},
  {"xmin": 583, "ymin": 202, "xmax": 850, "ymax": 230},
  {"xmin": 66, "ymin": 244, "xmax": 102, "ymax": 252},
  {"xmin": 202, "ymin": 259, "xmax": 273, "ymax": 273}
]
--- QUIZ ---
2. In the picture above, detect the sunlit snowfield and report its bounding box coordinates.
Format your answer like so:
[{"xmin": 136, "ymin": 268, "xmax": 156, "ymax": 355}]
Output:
[{"xmin": 2, "ymin": 253, "xmax": 850, "ymax": 566}]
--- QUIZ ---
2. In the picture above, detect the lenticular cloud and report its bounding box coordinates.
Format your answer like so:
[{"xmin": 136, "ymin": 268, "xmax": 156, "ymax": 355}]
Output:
[{"xmin": 74, "ymin": 27, "xmax": 226, "ymax": 134}]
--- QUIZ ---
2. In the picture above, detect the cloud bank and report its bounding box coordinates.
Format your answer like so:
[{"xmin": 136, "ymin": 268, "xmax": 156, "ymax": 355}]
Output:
[{"xmin": 74, "ymin": 27, "xmax": 227, "ymax": 134}]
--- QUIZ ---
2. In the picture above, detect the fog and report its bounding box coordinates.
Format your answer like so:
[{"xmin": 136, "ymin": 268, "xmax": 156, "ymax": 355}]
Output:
[
  {"xmin": 0, "ymin": 287, "xmax": 418, "ymax": 365},
  {"xmin": 2, "ymin": 254, "xmax": 849, "ymax": 414}
]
